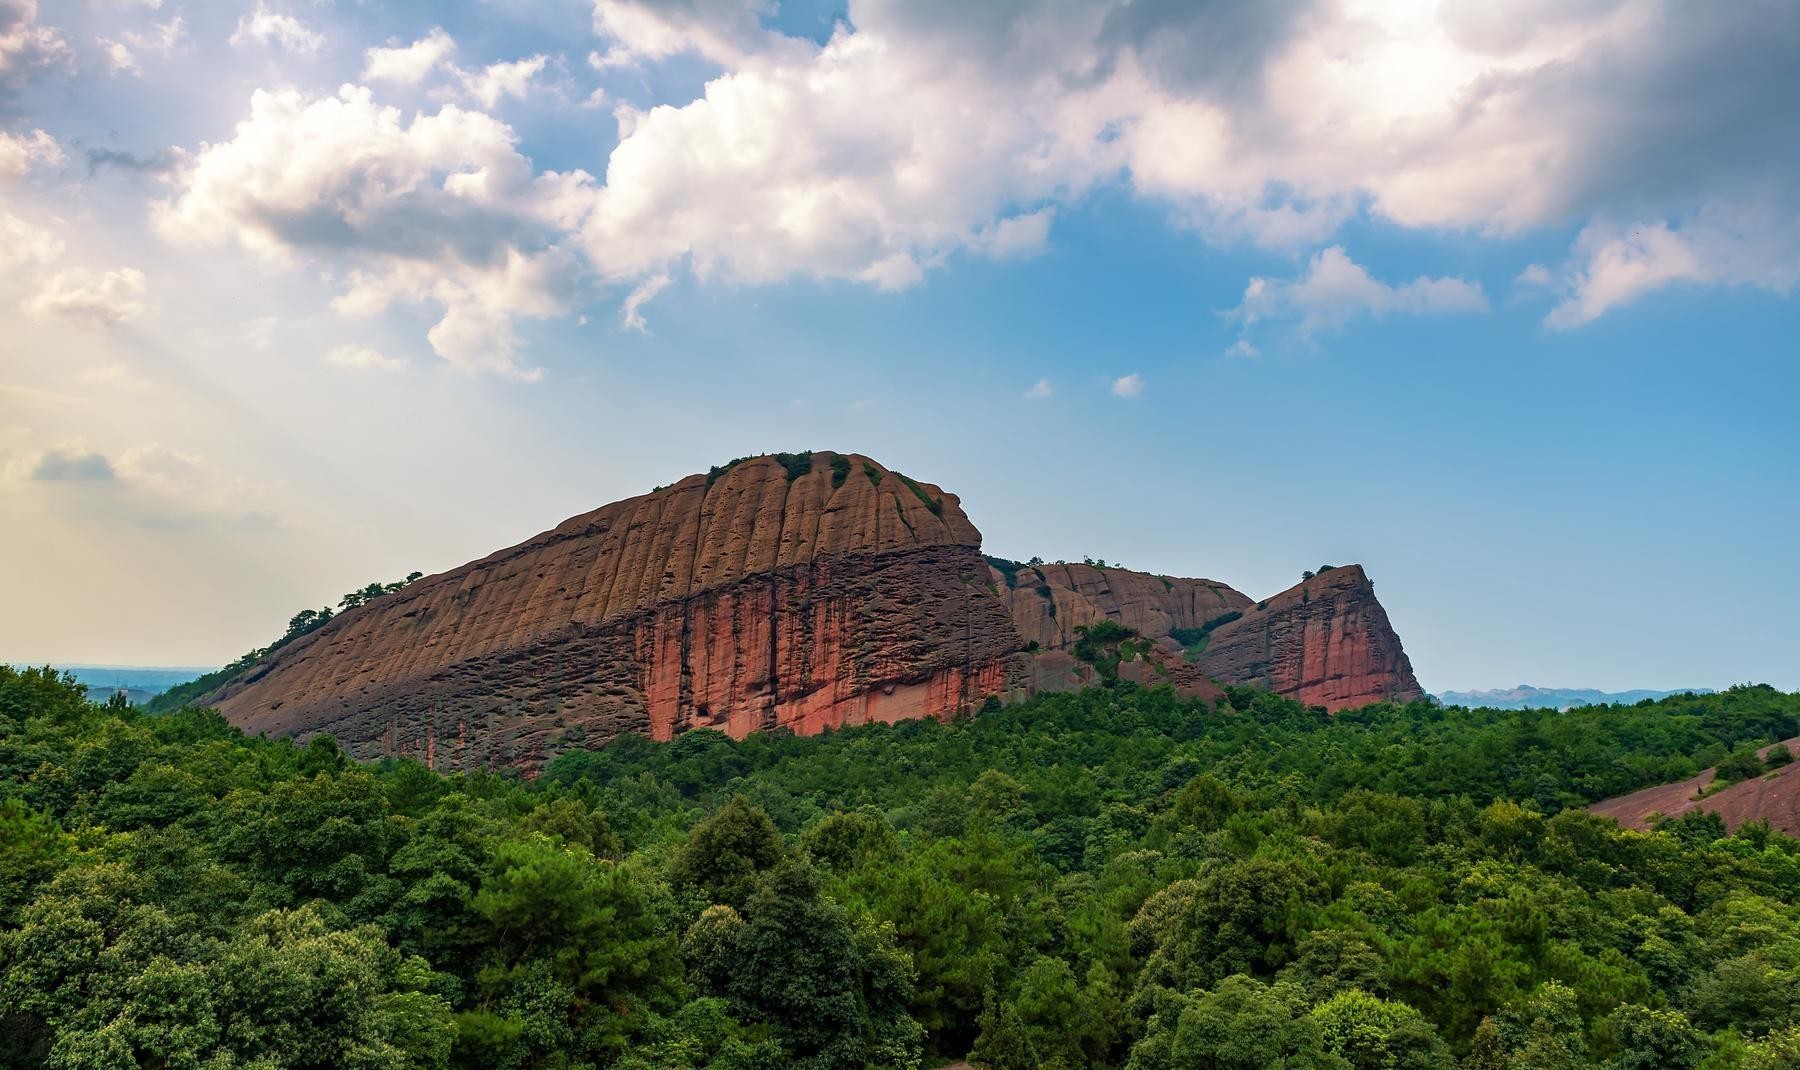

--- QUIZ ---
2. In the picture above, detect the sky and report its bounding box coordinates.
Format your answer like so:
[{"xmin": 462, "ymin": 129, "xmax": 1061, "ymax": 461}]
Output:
[{"xmin": 1, "ymin": 0, "xmax": 1795, "ymax": 693}]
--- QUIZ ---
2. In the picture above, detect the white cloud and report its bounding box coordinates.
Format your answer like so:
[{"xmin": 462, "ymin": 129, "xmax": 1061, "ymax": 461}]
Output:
[
  {"xmin": 553, "ymin": 0, "xmax": 1800, "ymax": 324},
  {"xmin": 126, "ymin": 15, "xmax": 183, "ymax": 54},
  {"xmin": 362, "ymin": 28, "xmax": 455, "ymax": 85},
  {"xmin": 1230, "ymin": 246, "xmax": 1487, "ymax": 339},
  {"xmin": 325, "ymin": 344, "xmax": 406, "ymax": 371},
  {"xmin": 230, "ymin": 3, "xmax": 322, "ymax": 56},
  {"xmin": 0, "ymin": 208, "xmax": 63, "ymax": 268},
  {"xmin": 1225, "ymin": 338, "xmax": 1259, "ymax": 359},
  {"xmin": 1024, "ymin": 378, "xmax": 1052, "ymax": 400},
  {"xmin": 1544, "ymin": 211, "xmax": 1800, "ymax": 329},
  {"xmin": 158, "ymin": 85, "xmax": 580, "ymax": 378},
  {"xmin": 0, "ymin": 0, "xmax": 70, "ymax": 79},
  {"xmin": 25, "ymin": 267, "xmax": 147, "ymax": 327},
  {"xmin": 1112, "ymin": 373, "xmax": 1143, "ymax": 398},
  {"xmin": 1515, "ymin": 263, "xmax": 1554, "ymax": 289},
  {"xmin": 460, "ymin": 55, "xmax": 547, "ymax": 109},
  {"xmin": 0, "ymin": 128, "xmax": 60, "ymax": 182},
  {"xmin": 975, "ymin": 210, "xmax": 1054, "ymax": 260},
  {"xmin": 98, "ymin": 38, "xmax": 137, "ymax": 74},
  {"xmin": 620, "ymin": 272, "xmax": 670, "ymax": 332},
  {"xmin": 590, "ymin": 0, "xmax": 785, "ymax": 68}
]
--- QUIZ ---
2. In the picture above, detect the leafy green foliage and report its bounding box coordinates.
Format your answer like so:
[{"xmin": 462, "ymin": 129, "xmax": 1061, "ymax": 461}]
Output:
[
  {"xmin": 3, "ymin": 667, "xmax": 1799, "ymax": 1068},
  {"xmin": 1168, "ymin": 611, "xmax": 1244, "ymax": 656},
  {"xmin": 893, "ymin": 471, "xmax": 942, "ymax": 515}
]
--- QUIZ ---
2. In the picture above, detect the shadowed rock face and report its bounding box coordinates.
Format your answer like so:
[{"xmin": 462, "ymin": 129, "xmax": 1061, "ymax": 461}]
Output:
[
  {"xmin": 204, "ymin": 453, "xmax": 1424, "ymax": 768},
  {"xmin": 1195, "ymin": 566, "xmax": 1425, "ymax": 709}
]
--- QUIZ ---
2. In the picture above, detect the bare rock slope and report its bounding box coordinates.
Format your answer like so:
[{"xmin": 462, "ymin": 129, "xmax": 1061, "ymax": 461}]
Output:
[{"xmin": 205, "ymin": 453, "xmax": 1423, "ymax": 766}]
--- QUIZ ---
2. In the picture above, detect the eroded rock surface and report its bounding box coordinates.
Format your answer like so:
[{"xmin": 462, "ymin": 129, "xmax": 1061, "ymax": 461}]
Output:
[
  {"xmin": 205, "ymin": 454, "xmax": 1426, "ymax": 768},
  {"xmin": 1195, "ymin": 565, "xmax": 1425, "ymax": 709},
  {"xmin": 207, "ymin": 454, "xmax": 1019, "ymax": 767}
]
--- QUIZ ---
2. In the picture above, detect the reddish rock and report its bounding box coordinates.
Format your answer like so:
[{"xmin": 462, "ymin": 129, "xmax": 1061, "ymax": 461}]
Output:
[
  {"xmin": 1590, "ymin": 739, "xmax": 1800, "ymax": 834},
  {"xmin": 996, "ymin": 562, "xmax": 1251, "ymax": 651},
  {"xmin": 203, "ymin": 454, "xmax": 1425, "ymax": 766},
  {"xmin": 1195, "ymin": 566, "xmax": 1425, "ymax": 710},
  {"xmin": 205, "ymin": 453, "xmax": 1021, "ymax": 768}
]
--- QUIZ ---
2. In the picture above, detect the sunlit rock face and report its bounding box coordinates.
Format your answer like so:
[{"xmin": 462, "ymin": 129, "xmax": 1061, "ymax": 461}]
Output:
[{"xmin": 206, "ymin": 453, "xmax": 1423, "ymax": 769}]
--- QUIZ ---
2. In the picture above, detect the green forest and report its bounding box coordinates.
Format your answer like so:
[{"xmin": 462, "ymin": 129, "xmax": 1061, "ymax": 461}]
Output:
[{"xmin": 3, "ymin": 665, "xmax": 1799, "ymax": 1070}]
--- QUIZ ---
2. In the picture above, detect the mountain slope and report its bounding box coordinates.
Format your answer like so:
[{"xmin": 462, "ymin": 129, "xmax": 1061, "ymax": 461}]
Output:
[{"xmin": 203, "ymin": 452, "xmax": 1424, "ymax": 766}]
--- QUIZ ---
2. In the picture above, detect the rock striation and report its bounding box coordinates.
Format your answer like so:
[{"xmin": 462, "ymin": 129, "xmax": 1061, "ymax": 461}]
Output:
[
  {"xmin": 204, "ymin": 453, "xmax": 1425, "ymax": 767},
  {"xmin": 206, "ymin": 454, "xmax": 1019, "ymax": 767},
  {"xmin": 1194, "ymin": 566, "xmax": 1425, "ymax": 709}
]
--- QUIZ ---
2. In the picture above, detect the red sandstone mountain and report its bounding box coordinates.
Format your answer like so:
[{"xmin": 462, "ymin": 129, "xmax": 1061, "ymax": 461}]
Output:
[{"xmin": 204, "ymin": 452, "xmax": 1423, "ymax": 767}]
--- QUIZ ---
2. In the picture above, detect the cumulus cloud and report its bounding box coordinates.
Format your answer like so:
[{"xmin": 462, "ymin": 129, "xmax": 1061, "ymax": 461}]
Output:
[
  {"xmin": 460, "ymin": 55, "xmax": 547, "ymax": 108},
  {"xmin": 133, "ymin": 0, "xmax": 1800, "ymax": 386},
  {"xmin": 1112, "ymin": 373, "xmax": 1143, "ymax": 398},
  {"xmin": 25, "ymin": 267, "xmax": 147, "ymax": 326},
  {"xmin": 1025, "ymin": 378, "xmax": 1052, "ymax": 400},
  {"xmin": 0, "ymin": 127, "xmax": 59, "ymax": 181},
  {"xmin": 559, "ymin": 0, "xmax": 1800, "ymax": 322},
  {"xmin": 1230, "ymin": 247, "xmax": 1487, "ymax": 340},
  {"xmin": 0, "ymin": 211, "xmax": 62, "ymax": 270},
  {"xmin": 157, "ymin": 85, "xmax": 581, "ymax": 378},
  {"xmin": 325, "ymin": 344, "xmax": 405, "ymax": 371},
  {"xmin": 0, "ymin": 0, "xmax": 69, "ymax": 81},
  {"xmin": 230, "ymin": 3, "xmax": 322, "ymax": 56},
  {"xmin": 363, "ymin": 28, "xmax": 455, "ymax": 85},
  {"xmin": 590, "ymin": 0, "xmax": 786, "ymax": 68},
  {"xmin": 1544, "ymin": 211, "xmax": 1800, "ymax": 328},
  {"xmin": 98, "ymin": 38, "xmax": 137, "ymax": 74}
]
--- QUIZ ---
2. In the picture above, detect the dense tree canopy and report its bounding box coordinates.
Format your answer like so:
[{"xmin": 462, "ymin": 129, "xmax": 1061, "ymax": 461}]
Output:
[{"xmin": 2, "ymin": 664, "xmax": 1797, "ymax": 1068}]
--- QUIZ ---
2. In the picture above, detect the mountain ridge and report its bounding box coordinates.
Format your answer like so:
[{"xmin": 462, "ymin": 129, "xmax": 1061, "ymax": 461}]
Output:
[{"xmin": 201, "ymin": 451, "xmax": 1424, "ymax": 767}]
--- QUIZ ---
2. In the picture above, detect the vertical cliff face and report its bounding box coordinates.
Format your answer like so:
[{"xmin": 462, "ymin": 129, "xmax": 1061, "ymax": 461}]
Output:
[
  {"xmin": 203, "ymin": 454, "xmax": 1426, "ymax": 768},
  {"xmin": 205, "ymin": 453, "xmax": 1022, "ymax": 767},
  {"xmin": 1195, "ymin": 565, "xmax": 1424, "ymax": 709}
]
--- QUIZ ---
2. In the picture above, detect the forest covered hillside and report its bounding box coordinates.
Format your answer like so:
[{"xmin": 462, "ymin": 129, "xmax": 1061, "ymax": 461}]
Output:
[{"xmin": 3, "ymin": 667, "xmax": 1799, "ymax": 1069}]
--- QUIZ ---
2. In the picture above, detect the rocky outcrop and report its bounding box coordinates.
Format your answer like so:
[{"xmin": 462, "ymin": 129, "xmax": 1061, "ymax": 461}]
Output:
[
  {"xmin": 204, "ymin": 454, "xmax": 1426, "ymax": 768},
  {"xmin": 993, "ymin": 561, "xmax": 1251, "ymax": 651},
  {"xmin": 206, "ymin": 454, "xmax": 1022, "ymax": 767},
  {"xmin": 1195, "ymin": 565, "xmax": 1424, "ymax": 709}
]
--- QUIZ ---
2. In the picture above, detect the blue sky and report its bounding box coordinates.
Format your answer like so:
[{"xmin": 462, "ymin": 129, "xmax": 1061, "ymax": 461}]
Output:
[{"xmin": 0, "ymin": 0, "xmax": 1795, "ymax": 692}]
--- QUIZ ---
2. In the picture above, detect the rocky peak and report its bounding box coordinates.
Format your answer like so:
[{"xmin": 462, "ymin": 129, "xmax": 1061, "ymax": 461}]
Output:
[{"xmin": 1196, "ymin": 564, "xmax": 1424, "ymax": 709}]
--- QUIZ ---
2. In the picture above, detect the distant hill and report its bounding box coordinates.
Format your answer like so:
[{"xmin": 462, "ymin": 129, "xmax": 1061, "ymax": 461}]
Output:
[
  {"xmin": 1437, "ymin": 684, "xmax": 1716, "ymax": 710},
  {"xmin": 9, "ymin": 665, "xmax": 216, "ymax": 706}
]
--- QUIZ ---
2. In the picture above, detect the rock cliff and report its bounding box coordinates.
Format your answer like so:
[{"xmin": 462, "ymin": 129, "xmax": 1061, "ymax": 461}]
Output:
[
  {"xmin": 1194, "ymin": 565, "xmax": 1425, "ymax": 709},
  {"xmin": 203, "ymin": 453, "xmax": 1425, "ymax": 767},
  {"xmin": 206, "ymin": 453, "xmax": 1020, "ymax": 767}
]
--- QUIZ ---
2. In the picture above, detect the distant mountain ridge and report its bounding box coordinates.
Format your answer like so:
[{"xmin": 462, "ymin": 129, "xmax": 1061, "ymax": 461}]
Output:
[{"xmin": 1438, "ymin": 684, "xmax": 1716, "ymax": 710}]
